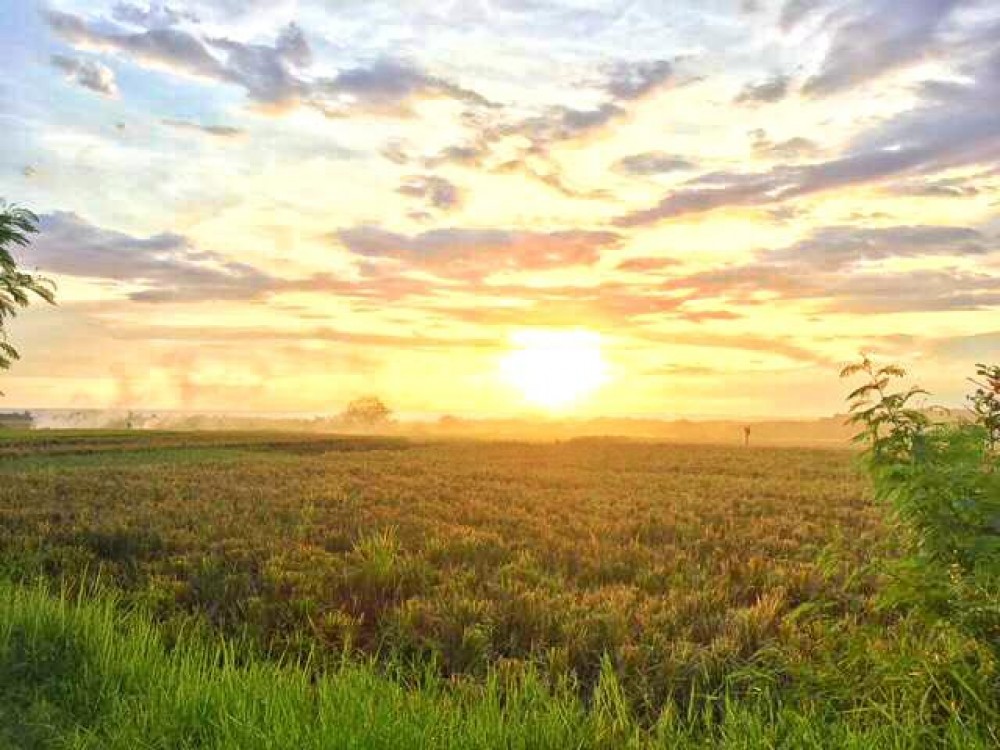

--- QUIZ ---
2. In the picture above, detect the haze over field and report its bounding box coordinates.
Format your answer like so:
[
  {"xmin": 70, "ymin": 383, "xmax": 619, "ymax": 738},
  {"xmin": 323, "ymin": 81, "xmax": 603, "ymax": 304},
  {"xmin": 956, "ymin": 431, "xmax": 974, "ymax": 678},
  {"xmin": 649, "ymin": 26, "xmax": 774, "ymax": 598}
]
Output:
[{"xmin": 2, "ymin": 0, "xmax": 999, "ymax": 417}]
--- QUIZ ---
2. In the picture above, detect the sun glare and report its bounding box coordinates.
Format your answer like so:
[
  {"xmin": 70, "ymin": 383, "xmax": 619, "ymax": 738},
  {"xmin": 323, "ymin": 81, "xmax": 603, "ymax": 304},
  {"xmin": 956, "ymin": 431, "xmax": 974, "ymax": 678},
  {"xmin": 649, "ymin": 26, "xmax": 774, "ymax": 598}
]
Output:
[{"xmin": 500, "ymin": 330, "xmax": 609, "ymax": 411}]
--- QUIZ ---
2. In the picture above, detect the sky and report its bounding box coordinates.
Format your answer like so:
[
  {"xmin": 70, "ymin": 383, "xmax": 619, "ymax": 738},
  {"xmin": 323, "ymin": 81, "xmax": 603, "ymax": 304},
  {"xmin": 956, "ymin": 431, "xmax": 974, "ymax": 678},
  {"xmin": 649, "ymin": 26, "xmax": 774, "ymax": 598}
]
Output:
[{"xmin": 0, "ymin": 0, "xmax": 998, "ymax": 418}]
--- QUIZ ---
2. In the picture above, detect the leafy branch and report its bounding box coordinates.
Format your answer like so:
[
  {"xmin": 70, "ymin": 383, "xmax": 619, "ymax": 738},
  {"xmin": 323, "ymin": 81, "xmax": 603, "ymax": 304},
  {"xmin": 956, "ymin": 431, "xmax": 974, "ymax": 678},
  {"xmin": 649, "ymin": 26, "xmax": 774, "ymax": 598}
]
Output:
[
  {"xmin": 0, "ymin": 201, "xmax": 56, "ymax": 372},
  {"xmin": 840, "ymin": 356, "xmax": 929, "ymax": 465}
]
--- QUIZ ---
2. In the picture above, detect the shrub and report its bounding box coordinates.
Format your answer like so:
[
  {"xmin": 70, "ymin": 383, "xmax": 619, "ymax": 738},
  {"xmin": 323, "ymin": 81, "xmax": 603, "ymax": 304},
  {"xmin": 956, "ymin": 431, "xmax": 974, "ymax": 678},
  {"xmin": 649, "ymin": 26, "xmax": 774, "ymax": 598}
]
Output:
[{"xmin": 842, "ymin": 357, "xmax": 1000, "ymax": 643}]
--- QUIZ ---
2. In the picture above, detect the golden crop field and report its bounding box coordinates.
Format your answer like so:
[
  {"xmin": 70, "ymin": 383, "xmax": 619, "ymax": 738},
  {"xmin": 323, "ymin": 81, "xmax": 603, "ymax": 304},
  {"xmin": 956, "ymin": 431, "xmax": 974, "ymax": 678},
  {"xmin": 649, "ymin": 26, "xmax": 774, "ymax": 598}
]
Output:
[{"xmin": 1, "ymin": 432, "xmax": 903, "ymax": 716}]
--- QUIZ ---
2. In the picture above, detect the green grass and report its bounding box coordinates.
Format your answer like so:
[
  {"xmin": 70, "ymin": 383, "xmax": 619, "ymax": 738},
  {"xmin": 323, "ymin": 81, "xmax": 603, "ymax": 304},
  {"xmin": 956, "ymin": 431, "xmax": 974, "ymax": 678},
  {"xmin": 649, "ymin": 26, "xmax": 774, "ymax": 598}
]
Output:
[{"xmin": 1, "ymin": 581, "xmax": 997, "ymax": 749}]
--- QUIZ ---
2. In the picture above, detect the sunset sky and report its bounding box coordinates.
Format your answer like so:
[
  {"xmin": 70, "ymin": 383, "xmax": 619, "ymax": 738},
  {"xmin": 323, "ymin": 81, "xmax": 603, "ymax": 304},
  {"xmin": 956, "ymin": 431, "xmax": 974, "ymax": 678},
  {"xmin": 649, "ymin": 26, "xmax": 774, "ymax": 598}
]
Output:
[{"xmin": 1, "ymin": 0, "xmax": 998, "ymax": 417}]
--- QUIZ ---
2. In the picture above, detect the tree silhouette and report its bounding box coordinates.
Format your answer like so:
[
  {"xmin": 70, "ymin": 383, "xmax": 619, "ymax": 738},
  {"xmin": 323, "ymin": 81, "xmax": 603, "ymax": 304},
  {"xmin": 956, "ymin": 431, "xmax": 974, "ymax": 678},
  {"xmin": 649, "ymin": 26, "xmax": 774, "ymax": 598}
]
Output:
[
  {"xmin": 339, "ymin": 396, "xmax": 392, "ymax": 427},
  {"xmin": 0, "ymin": 201, "xmax": 55, "ymax": 374}
]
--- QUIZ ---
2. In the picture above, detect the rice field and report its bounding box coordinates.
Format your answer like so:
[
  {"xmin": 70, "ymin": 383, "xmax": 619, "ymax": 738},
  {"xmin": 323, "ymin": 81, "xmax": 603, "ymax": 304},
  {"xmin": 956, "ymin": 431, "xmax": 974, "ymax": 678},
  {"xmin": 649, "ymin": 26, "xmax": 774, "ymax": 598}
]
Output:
[{"xmin": 0, "ymin": 431, "xmax": 996, "ymax": 747}]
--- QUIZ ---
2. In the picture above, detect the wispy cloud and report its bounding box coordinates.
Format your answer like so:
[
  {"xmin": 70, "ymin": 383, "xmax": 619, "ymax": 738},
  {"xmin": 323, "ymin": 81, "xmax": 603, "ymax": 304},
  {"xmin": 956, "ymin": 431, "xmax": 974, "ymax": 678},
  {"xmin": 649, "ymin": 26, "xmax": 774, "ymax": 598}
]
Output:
[
  {"xmin": 750, "ymin": 130, "xmax": 821, "ymax": 160},
  {"xmin": 33, "ymin": 212, "xmax": 274, "ymax": 302},
  {"xmin": 803, "ymin": 0, "xmax": 963, "ymax": 96},
  {"xmin": 615, "ymin": 152, "xmax": 696, "ymax": 176},
  {"xmin": 657, "ymin": 224, "xmax": 999, "ymax": 313},
  {"xmin": 338, "ymin": 226, "xmax": 621, "ymax": 281},
  {"xmin": 779, "ymin": 0, "xmax": 826, "ymax": 32},
  {"xmin": 111, "ymin": 1, "xmax": 200, "ymax": 29},
  {"xmin": 397, "ymin": 175, "xmax": 462, "ymax": 211},
  {"xmin": 312, "ymin": 58, "xmax": 494, "ymax": 117},
  {"xmin": 617, "ymin": 36, "xmax": 1000, "ymax": 229},
  {"xmin": 50, "ymin": 53, "xmax": 119, "ymax": 96},
  {"xmin": 161, "ymin": 118, "xmax": 245, "ymax": 138},
  {"xmin": 735, "ymin": 75, "xmax": 790, "ymax": 104},
  {"xmin": 44, "ymin": 9, "xmax": 491, "ymax": 115},
  {"xmin": 603, "ymin": 59, "xmax": 674, "ymax": 100}
]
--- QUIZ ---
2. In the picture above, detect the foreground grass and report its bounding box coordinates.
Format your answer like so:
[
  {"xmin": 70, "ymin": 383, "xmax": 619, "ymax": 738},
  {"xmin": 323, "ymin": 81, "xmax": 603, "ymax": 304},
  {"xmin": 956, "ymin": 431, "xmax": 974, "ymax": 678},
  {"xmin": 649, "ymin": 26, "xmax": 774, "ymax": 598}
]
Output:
[{"xmin": 1, "ymin": 582, "xmax": 997, "ymax": 749}]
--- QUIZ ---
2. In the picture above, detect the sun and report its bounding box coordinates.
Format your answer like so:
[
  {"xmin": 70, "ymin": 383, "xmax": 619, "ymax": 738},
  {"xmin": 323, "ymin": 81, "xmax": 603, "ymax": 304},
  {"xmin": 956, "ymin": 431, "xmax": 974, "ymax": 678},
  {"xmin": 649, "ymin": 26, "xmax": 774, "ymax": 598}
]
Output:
[{"xmin": 500, "ymin": 329, "xmax": 610, "ymax": 411}]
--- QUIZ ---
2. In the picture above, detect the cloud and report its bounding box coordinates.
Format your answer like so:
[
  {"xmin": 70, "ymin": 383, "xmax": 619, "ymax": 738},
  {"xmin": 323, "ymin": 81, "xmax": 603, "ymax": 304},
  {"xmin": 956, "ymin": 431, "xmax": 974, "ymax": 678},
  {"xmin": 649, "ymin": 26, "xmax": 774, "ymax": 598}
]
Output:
[
  {"xmin": 767, "ymin": 205, "xmax": 808, "ymax": 223},
  {"xmin": 495, "ymin": 159, "xmax": 610, "ymax": 199},
  {"xmin": 614, "ymin": 105, "xmax": 995, "ymax": 225},
  {"xmin": 498, "ymin": 59, "xmax": 675, "ymax": 147},
  {"xmin": 161, "ymin": 118, "xmax": 245, "ymax": 138},
  {"xmin": 847, "ymin": 49, "xmax": 1000, "ymax": 168},
  {"xmin": 425, "ymin": 143, "xmax": 489, "ymax": 168},
  {"xmin": 679, "ymin": 310, "xmax": 744, "ymax": 323},
  {"xmin": 886, "ymin": 176, "xmax": 982, "ymax": 198},
  {"xmin": 507, "ymin": 103, "xmax": 624, "ymax": 145},
  {"xmin": 825, "ymin": 269, "xmax": 1000, "ymax": 313},
  {"xmin": 113, "ymin": 323, "xmax": 496, "ymax": 350},
  {"xmin": 45, "ymin": 10, "xmax": 489, "ymax": 115},
  {"xmin": 927, "ymin": 331, "xmax": 1000, "ymax": 360},
  {"xmin": 803, "ymin": 0, "xmax": 962, "ymax": 97},
  {"xmin": 389, "ymin": 55, "xmax": 684, "ymax": 203},
  {"xmin": 657, "ymin": 224, "xmax": 1000, "ymax": 314},
  {"xmin": 615, "ymin": 170, "xmax": 782, "ymax": 225},
  {"xmin": 615, "ymin": 152, "xmax": 695, "ymax": 175},
  {"xmin": 615, "ymin": 257, "xmax": 681, "ymax": 272},
  {"xmin": 32, "ymin": 212, "xmax": 274, "ymax": 302},
  {"xmin": 315, "ymin": 217, "xmax": 995, "ymax": 322},
  {"xmin": 337, "ymin": 226, "xmax": 619, "ymax": 280},
  {"xmin": 750, "ymin": 129, "xmax": 821, "ymax": 160},
  {"xmin": 735, "ymin": 75, "xmax": 790, "ymax": 104},
  {"xmin": 380, "ymin": 140, "xmax": 412, "ymax": 165},
  {"xmin": 111, "ymin": 2, "xmax": 200, "ymax": 28},
  {"xmin": 767, "ymin": 224, "xmax": 990, "ymax": 270},
  {"xmin": 46, "ymin": 9, "xmax": 229, "ymax": 80},
  {"xmin": 311, "ymin": 58, "xmax": 493, "ymax": 117},
  {"xmin": 397, "ymin": 175, "xmax": 462, "ymax": 211},
  {"xmin": 779, "ymin": 0, "xmax": 826, "ymax": 32},
  {"xmin": 604, "ymin": 59, "xmax": 674, "ymax": 100},
  {"xmin": 446, "ymin": 99, "xmax": 634, "ymax": 198},
  {"xmin": 204, "ymin": 22, "xmax": 312, "ymax": 109},
  {"xmin": 663, "ymin": 332, "xmax": 835, "ymax": 365},
  {"xmin": 177, "ymin": 0, "xmax": 290, "ymax": 24},
  {"xmin": 50, "ymin": 54, "xmax": 119, "ymax": 97},
  {"xmin": 273, "ymin": 21, "xmax": 311, "ymax": 67},
  {"xmin": 441, "ymin": 56, "xmax": 682, "ymax": 191}
]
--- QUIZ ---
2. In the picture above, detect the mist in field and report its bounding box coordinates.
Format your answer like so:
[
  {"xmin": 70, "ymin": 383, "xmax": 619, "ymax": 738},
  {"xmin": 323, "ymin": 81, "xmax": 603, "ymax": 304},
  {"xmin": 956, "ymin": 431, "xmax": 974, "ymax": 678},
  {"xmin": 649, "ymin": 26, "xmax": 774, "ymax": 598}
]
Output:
[{"xmin": 19, "ymin": 406, "xmax": 866, "ymax": 446}]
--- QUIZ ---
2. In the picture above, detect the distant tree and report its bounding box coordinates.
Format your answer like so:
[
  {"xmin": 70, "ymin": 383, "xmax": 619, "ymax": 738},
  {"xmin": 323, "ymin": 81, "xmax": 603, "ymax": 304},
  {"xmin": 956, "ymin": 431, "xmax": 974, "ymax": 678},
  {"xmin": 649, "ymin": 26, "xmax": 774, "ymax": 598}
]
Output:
[
  {"xmin": 0, "ymin": 201, "xmax": 55, "ymax": 375},
  {"xmin": 339, "ymin": 396, "xmax": 392, "ymax": 427}
]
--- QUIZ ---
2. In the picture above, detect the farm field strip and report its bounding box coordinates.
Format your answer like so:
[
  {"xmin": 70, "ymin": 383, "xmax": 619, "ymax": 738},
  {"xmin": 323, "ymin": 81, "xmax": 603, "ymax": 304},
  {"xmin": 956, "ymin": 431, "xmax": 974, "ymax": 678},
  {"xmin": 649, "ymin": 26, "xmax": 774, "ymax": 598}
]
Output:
[{"xmin": 0, "ymin": 430, "xmax": 995, "ymax": 745}]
